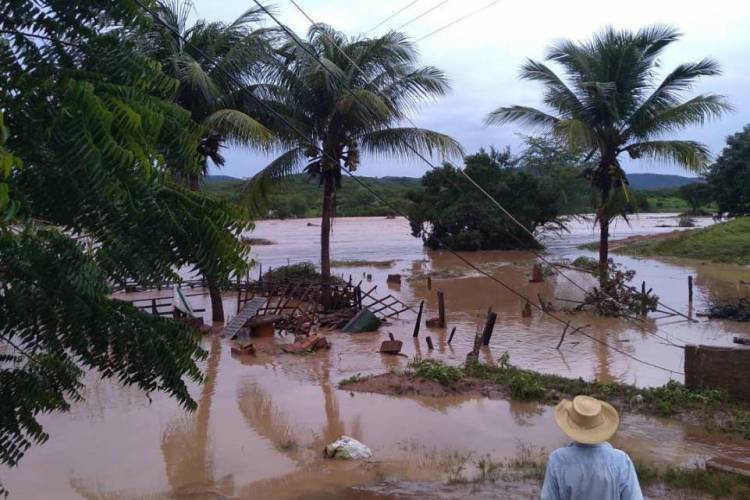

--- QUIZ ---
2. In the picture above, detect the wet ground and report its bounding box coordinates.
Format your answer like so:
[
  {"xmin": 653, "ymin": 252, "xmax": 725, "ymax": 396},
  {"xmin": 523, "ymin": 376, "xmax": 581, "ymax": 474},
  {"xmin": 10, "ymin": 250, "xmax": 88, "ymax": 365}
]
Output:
[{"xmin": 4, "ymin": 214, "xmax": 750, "ymax": 499}]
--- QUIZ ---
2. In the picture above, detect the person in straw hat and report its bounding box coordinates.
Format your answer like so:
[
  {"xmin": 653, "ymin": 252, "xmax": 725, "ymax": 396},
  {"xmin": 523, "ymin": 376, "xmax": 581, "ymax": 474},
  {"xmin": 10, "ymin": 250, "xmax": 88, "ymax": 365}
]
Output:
[{"xmin": 541, "ymin": 395, "xmax": 643, "ymax": 500}]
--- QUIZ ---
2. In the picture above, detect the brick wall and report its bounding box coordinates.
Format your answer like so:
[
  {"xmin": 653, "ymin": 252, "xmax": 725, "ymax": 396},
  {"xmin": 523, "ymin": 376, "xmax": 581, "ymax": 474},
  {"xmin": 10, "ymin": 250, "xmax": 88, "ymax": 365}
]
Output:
[{"xmin": 684, "ymin": 344, "xmax": 750, "ymax": 401}]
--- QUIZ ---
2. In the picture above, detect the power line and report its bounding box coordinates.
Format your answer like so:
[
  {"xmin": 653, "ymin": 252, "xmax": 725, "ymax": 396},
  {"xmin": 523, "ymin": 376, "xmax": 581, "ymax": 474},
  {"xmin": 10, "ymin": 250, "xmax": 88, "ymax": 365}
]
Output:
[
  {"xmin": 284, "ymin": 0, "xmax": 690, "ymax": 348},
  {"xmin": 393, "ymin": 0, "xmax": 450, "ymax": 32},
  {"xmin": 133, "ymin": 0, "xmax": 683, "ymax": 375},
  {"xmin": 365, "ymin": 0, "xmax": 421, "ymax": 34},
  {"xmin": 416, "ymin": 0, "xmax": 504, "ymax": 41},
  {"xmin": 249, "ymin": 2, "xmax": 684, "ymax": 375}
]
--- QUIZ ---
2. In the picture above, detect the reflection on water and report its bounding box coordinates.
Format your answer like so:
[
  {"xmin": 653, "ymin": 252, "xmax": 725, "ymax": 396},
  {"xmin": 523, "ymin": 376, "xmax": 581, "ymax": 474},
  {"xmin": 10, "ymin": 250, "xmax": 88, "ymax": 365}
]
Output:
[{"xmin": 6, "ymin": 215, "xmax": 750, "ymax": 498}]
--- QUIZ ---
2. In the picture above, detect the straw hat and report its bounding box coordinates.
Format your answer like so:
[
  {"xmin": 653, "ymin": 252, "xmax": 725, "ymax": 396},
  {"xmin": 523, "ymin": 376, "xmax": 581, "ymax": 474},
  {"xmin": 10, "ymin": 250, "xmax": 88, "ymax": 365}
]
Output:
[{"xmin": 554, "ymin": 395, "xmax": 620, "ymax": 444}]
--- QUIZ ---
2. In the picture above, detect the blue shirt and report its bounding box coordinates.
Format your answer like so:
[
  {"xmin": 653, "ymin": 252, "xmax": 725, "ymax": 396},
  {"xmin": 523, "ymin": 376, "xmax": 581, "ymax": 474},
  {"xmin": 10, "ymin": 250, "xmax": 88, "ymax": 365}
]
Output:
[{"xmin": 541, "ymin": 442, "xmax": 644, "ymax": 500}]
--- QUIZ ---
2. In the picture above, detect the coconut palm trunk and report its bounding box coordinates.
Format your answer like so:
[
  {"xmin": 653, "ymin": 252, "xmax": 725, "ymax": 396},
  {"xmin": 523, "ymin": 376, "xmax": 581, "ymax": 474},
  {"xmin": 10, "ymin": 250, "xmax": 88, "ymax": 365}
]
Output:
[{"xmin": 320, "ymin": 174, "xmax": 336, "ymax": 310}]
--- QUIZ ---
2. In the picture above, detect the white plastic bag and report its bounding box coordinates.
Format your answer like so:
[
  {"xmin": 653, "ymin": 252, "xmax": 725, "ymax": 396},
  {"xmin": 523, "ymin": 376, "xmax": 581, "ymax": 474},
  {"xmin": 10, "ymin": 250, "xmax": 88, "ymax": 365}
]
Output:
[{"xmin": 323, "ymin": 435, "xmax": 372, "ymax": 459}]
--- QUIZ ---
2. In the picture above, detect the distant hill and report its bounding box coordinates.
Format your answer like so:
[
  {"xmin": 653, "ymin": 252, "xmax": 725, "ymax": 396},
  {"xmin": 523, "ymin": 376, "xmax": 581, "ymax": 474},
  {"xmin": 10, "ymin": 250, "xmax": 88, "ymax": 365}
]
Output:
[
  {"xmin": 627, "ymin": 173, "xmax": 700, "ymax": 190},
  {"xmin": 204, "ymin": 174, "xmax": 241, "ymax": 184}
]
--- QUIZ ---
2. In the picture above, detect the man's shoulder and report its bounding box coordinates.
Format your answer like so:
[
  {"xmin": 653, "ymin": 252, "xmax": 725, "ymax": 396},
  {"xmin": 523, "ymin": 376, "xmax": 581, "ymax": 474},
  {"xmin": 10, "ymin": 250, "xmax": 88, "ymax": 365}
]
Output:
[{"xmin": 548, "ymin": 442, "xmax": 632, "ymax": 464}]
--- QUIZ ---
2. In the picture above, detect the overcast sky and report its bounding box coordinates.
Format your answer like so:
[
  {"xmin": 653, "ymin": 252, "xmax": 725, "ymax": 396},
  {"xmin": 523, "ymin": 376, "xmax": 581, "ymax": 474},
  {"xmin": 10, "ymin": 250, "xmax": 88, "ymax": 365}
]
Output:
[{"xmin": 191, "ymin": 0, "xmax": 750, "ymax": 179}]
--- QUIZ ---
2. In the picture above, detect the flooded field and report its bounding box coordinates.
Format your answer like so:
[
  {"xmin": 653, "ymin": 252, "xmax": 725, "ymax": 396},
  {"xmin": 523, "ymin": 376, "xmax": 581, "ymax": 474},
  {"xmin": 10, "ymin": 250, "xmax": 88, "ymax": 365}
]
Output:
[{"xmin": 4, "ymin": 215, "xmax": 750, "ymax": 499}]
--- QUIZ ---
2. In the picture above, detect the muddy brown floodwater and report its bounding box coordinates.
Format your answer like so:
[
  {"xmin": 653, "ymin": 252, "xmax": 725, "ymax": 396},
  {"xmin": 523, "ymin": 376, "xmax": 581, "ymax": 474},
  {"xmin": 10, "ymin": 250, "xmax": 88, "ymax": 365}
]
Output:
[{"xmin": 4, "ymin": 215, "xmax": 750, "ymax": 499}]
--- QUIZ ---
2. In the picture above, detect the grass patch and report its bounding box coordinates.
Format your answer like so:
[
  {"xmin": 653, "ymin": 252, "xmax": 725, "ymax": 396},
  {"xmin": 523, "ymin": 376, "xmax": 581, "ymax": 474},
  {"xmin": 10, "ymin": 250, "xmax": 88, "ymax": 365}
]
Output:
[
  {"xmin": 339, "ymin": 373, "xmax": 366, "ymax": 387},
  {"xmin": 410, "ymin": 358, "xmax": 463, "ymax": 385},
  {"xmin": 618, "ymin": 217, "xmax": 750, "ymax": 264},
  {"xmin": 634, "ymin": 461, "xmax": 750, "ymax": 498},
  {"xmin": 331, "ymin": 259, "xmax": 396, "ymax": 268},
  {"xmin": 406, "ymin": 358, "xmax": 750, "ymax": 439}
]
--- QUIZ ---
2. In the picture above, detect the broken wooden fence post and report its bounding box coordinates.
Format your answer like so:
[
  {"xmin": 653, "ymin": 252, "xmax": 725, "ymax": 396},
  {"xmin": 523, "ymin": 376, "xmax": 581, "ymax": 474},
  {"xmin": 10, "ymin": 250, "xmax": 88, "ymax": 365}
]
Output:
[
  {"xmin": 437, "ymin": 290, "xmax": 446, "ymax": 328},
  {"xmin": 427, "ymin": 276, "xmax": 432, "ymax": 290},
  {"xmin": 426, "ymin": 336, "xmax": 434, "ymax": 350},
  {"xmin": 389, "ymin": 332, "xmax": 395, "ymax": 341},
  {"xmin": 522, "ymin": 301, "xmax": 532, "ymax": 318},
  {"xmin": 688, "ymin": 275, "xmax": 693, "ymax": 303},
  {"xmin": 448, "ymin": 326, "xmax": 456, "ymax": 345},
  {"xmin": 413, "ymin": 300, "xmax": 424, "ymax": 337},
  {"xmin": 556, "ymin": 321, "xmax": 570, "ymax": 350},
  {"xmin": 531, "ymin": 263, "xmax": 543, "ymax": 283},
  {"xmin": 481, "ymin": 309, "xmax": 498, "ymax": 346},
  {"xmin": 151, "ymin": 298, "xmax": 158, "ymax": 315}
]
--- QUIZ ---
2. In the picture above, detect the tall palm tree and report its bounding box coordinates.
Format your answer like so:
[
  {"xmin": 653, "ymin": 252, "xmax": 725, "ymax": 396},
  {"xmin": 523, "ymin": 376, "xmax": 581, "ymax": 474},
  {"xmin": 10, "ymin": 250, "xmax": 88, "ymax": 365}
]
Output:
[
  {"xmin": 245, "ymin": 24, "xmax": 462, "ymax": 308},
  {"xmin": 486, "ymin": 26, "xmax": 730, "ymax": 274},
  {"xmin": 141, "ymin": 0, "xmax": 275, "ymax": 322}
]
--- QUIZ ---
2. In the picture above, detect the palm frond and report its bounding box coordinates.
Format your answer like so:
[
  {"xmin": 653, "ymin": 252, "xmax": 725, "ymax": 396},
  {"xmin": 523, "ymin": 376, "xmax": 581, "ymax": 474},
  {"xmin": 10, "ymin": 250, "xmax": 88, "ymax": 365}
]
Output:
[
  {"xmin": 520, "ymin": 59, "xmax": 586, "ymax": 117},
  {"xmin": 624, "ymin": 140, "xmax": 711, "ymax": 173},
  {"xmin": 203, "ymin": 109, "xmax": 274, "ymax": 148},
  {"xmin": 627, "ymin": 94, "xmax": 732, "ymax": 139},
  {"xmin": 357, "ymin": 127, "xmax": 463, "ymax": 161},
  {"xmin": 630, "ymin": 59, "xmax": 722, "ymax": 120},
  {"xmin": 240, "ymin": 147, "xmax": 306, "ymax": 214},
  {"xmin": 484, "ymin": 106, "xmax": 560, "ymax": 129},
  {"xmin": 173, "ymin": 54, "xmax": 222, "ymax": 105},
  {"xmin": 552, "ymin": 119, "xmax": 597, "ymax": 151}
]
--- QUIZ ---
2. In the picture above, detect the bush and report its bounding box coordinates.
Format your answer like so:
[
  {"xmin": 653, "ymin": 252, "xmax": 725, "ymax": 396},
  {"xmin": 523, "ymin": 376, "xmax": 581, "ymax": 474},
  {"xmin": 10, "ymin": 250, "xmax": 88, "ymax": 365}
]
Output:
[
  {"xmin": 508, "ymin": 372, "xmax": 546, "ymax": 399},
  {"xmin": 410, "ymin": 359, "xmax": 463, "ymax": 385}
]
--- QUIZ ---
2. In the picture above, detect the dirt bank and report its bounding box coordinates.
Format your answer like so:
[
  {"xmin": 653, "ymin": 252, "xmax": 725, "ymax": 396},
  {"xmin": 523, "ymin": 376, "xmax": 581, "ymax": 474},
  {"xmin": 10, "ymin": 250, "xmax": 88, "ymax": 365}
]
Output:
[{"xmin": 343, "ymin": 360, "xmax": 750, "ymax": 441}]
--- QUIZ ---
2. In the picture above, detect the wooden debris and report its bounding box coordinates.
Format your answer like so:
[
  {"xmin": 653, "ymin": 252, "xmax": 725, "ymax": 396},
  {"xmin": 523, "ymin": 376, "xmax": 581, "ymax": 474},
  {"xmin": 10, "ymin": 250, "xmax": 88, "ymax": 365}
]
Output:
[
  {"xmin": 448, "ymin": 326, "xmax": 456, "ymax": 345},
  {"xmin": 426, "ymin": 336, "xmax": 434, "ymax": 350},
  {"xmin": 231, "ymin": 341, "xmax": 256, "ymax": 356},
  {"xmin": 733, "ymin": 336, "xmax": 750, "ymax": 346},
  {"xmin": 481, "ymin": 309, "xmax": 498, "ymax": 346},
  {"xmin": 413, "ymin": 300, "xmax": 424, "ymax": 337},
  {"xmin": 379, "ymin": 340, "xmax": 403, "ymax": 354},
  {"xmin": 522, "ymin": 302, "xmax": 532, "ymax": 318},
  {"xmin": 282, "ymin": 334, "xmax": 330, "ymax": 354},
  {"xmin": 386, "ymin": 274, "xmax": 402, "ymax": 284},
  {"xmin": 530, "ymin": 263, "xmax": 544, "ymax": 283}
]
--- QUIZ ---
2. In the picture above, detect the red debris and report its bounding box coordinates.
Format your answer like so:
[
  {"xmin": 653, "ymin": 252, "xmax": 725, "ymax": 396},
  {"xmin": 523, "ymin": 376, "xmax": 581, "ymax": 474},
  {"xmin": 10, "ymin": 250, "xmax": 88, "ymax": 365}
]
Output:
[
  {"xmin": 231, "ymin": 342, "xmax": 256, "ymax": 356},
  {"xmin": 282, "ymin": 334, "xmax": 330, "ymax": 354}
]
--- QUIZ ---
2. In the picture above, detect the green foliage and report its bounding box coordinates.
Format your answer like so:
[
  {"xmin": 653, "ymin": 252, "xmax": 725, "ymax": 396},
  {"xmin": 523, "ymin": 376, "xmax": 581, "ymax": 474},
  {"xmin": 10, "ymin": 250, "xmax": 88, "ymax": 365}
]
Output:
[
  {"xmin": 487, "ymin": 25, "xmax": 730, "ymax": 266},
  {"xmin": 708, "ymin": 125, "xmax": 750, "ymax": 216},
  {"xmin": 633, "ymin": 462, "xmax": 750, "ymax": 498},
  {"xmin": 242, "ymin": 23, "xmax": 462, "ymax": 227},
  {"xmin": 508, "ymin": 372, "xmax": 546, "ymax": 400},
  {"xmin": 338, "ymin": 373, "xmax": 366, "ymax": 386},
  {"xmin": 205, "ymin": 174, "xmax": 420, "ymax": 218},
  {"xmin": 0, "ymin": 1, "xmax": 251, "ymax": 486},
  {"xmin": 410, "ymin": 358, "xmax": 464, "ymax": 385},
  {"xmin": 619, "ymin": 217, "xmax": 750, "ymax": 264},
  {"xmin": 677, "ymin": 182, "xmax": 713, "ymax": 214},
  {"xmin": 406, "ymin": 146, "xmax": 578, "ymax": 250}
]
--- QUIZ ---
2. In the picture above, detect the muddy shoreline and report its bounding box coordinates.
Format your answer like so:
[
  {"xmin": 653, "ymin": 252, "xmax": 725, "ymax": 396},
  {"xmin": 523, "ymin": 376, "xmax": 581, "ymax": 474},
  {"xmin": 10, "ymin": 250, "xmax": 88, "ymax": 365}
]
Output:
[{"xmin": 342, "ymin": 361, "xmax": 750, "ymax": 440}]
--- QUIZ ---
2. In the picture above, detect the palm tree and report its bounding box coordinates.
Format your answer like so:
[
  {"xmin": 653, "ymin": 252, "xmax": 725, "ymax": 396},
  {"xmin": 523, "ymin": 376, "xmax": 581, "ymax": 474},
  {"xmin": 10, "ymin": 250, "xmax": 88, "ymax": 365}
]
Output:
[
  {"xmin": 486, "ymin": 26, "xmax": 730, "ymax": 274},
  {"xmin": 142, "ymin": 0, "xmax": 275, "ymax": 322},
  {"xmin": 245, "ymin": 24, "xmax": 462, "ymax": 308}
]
